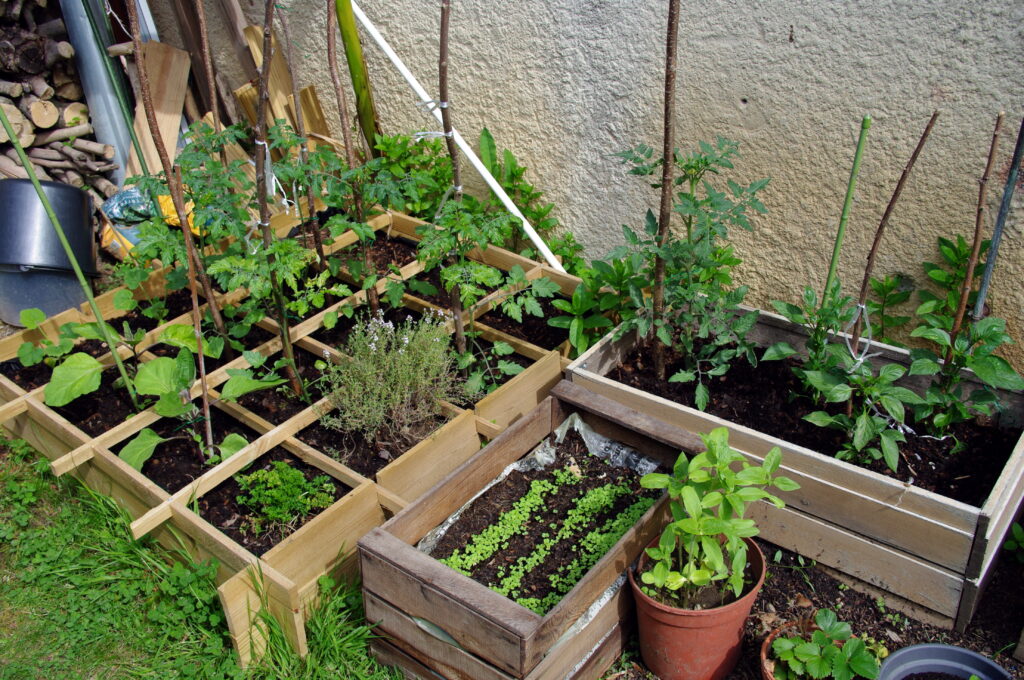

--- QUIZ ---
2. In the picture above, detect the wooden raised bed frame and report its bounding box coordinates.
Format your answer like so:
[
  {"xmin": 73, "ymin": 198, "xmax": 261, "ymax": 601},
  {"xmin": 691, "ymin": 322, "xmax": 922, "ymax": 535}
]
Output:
[
  {"xmin": 0, "ymin": 209, "xmax": 570, "ymax": 665},
  {"xmin": 565, "ymin": 312, "xmax": 1024, "ymax": 630},
  {"xmin": 358, "ymin": 380, "xmax": 718, "ymax": 680}
]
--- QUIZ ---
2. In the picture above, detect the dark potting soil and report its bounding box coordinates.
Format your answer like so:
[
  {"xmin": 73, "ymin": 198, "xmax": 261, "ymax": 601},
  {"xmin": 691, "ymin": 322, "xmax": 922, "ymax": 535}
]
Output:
[
  {"xmin": 312, "ymin": 306, "xmax": 425, "ymax": 350},
  {"xmin": 605, "ymin": 537, "xmax": 1024, "ymax": 679},
  {"xmin": 121, "ymin": 288, "xmax": 198, "ymax": 333},
  {"xmin": 336, "ymin": 232, "xmax": 418, "ymax": 276},
  {"xmin": 295, "ymin": 412, "xmax": 449, "ymax": 480},
  {"xmin": 477, "ymin": 296, "xmax": 570, "ymax": 351},
  {"xmin": 113, "ymin": 406, "xmax": 260, "ymax": 494},
  {"xmin": 196, "ymin": 447, "xmax": 350, "ymax": 557},
  {"xmin": 405, "ymin": 268, "xmax": 452, "ymax": 308},
  {"xmin": 609, "ymin": 346, "xmax": 1022, "ymax": 507},
  {"xmin": 50, "ymin": 362, "xmax": 140, "ymax": 437},
  {"xmin": 0, "ymin": 339, "xmax": 108, "ymax": 391},
  {"xmin": 235, "ymin": 349, "xmax": 326, "ymax": 425},
  {"xmin": 429, "ymin": 429, "xmax": 660, "ymax": 611}
]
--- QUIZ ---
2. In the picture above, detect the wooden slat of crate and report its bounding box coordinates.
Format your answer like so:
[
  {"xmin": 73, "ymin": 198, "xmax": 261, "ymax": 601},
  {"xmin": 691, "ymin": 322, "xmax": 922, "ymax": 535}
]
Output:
[
  {"xmin": 475, "ymin": 351, "xmax": 563, "ymax": 432},
  {"xmin": 368, "ymin": 588, "xmax": 630, "ymax": 680},
  {"xmin": 242, "ymin": 26, "xmax": 294, "ymax": 129},
  {"xmin": 361, "ymin": 529, "xmax": 539, "ymax": 676},
  {"xmin": 748, "ymin": 499, "xmax": 963, "ymax": 618}
]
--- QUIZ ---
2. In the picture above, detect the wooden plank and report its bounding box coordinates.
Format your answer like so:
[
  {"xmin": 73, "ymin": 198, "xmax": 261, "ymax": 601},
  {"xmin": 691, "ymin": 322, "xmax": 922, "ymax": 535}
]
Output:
[
  {"xmin": 280, "ymin": 436, "xmax": 374, "ymax": 490},
  {"xmin": 377, "ymin": 411, "xmax": 481, "ymax": 503},
  {"xmin": 218, "ymin": 570, "xmax": 269, "ymax": 669},
  {"xmin": 371, "ymin": 638, "xmax": 449, "ymax": 680},
  {"xmin": 243, "ymin": 26, "xmax": 294, "ymax": 129},
  {"xmin": 365, "ymin": 591, "xmax": 513, "ymax": 680},
  {"xmin": 360, "ymin": 528, "xmax": 540, "ymax": 676},
  {"xmin": 126, "ymin": 41, "xmax": 191, "ymax": 178},
  {"xmin": 167, "ymin": 501, "xmax": 258, "ymax": 573},
  {"xmin": 979, "ymin": 434, "xmax": 1024, "ymax": 568},
  {"xmin": 526, "ymin": 587, "xmax": 629, "ymax": 680},
  {"xmin": 233, "ymin": 82, "xmax": 260, "ymax": 127},
  {"xmin": 0, "ymin": 396, "xmax": 27, "ymax": 425},
  {"xmin": 264, "ymin": 481, "xmax": 384, "ymax": 593},
  {"xmin": 384, "ymin": 397, "xmax": 554, "ymax": 545},
  {"xmin": 749, "ymin": 500, "xmax": 964, "ymax": 618},
  {"xmin": 475, "ymin": 351, "xmax": 563, "ymax": 432}
]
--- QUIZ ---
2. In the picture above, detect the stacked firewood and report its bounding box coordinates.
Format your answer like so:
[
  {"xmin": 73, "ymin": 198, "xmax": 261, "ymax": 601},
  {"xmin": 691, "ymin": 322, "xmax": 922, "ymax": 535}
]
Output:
[{"xmin": 0, "ymin": 0, "xmax": 119, "ymax": 207}]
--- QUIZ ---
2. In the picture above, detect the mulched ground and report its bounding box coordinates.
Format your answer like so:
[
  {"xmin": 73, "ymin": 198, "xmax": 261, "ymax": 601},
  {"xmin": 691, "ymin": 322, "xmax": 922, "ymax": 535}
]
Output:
[
  {"xmin": 476, "ymin": 295, "xmax": 570, "ymax": 351},
  {"xmin": 112, "ymin": 405, "xmax": 261, "ymax": 494},
  {"xmin": 234, "ymin": 349, "xmax": 325, "ymax": 425},
  {"xmin": 429, "ymin": 429, "xmax": 660, "ymax": 611},
  {"xmin": 196, "ymin": 446, "xmax": 350, "ymax": 557},
  {"xmin": 604, "ymin": 536, "xmax": 1024, "ymax": 679},
  {"xmin": 610, "ymin": 345, "xmax": 1022, "ymax": 507},
  {"xmin": 296, "ymin": 412, "xmax": 450, "ymax": 480}
]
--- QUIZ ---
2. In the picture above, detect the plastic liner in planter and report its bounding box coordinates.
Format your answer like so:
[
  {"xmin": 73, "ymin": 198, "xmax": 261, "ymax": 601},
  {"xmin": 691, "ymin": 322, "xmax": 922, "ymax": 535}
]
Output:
[
  {"xmin": 0, "ymin": 179, "xmax": 96, "ymax": 324},
  {"xmin": 417, "ymin": 412, "xmax": 660, "ymax": 658}
]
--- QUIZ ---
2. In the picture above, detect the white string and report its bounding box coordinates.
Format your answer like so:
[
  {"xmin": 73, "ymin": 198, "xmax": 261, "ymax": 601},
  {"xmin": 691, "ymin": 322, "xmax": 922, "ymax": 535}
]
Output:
[
  {"xmin": 843, "ymin": 304, "xmax": 882, "ymax": 371},
  {"xmin": 415, "ymin": 99, "xmax": 449, "ymax": 112}
]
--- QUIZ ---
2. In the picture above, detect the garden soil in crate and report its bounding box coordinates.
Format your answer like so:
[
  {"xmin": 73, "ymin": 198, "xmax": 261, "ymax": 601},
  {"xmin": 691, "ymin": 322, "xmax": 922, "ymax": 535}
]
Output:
[
  {"xmin": 358, "ymin": 380, "xmax": 721, "ymax": 680},
  {"xmin": 567, "ymin": 313, "xmax": 1024, "ymax": 630}
]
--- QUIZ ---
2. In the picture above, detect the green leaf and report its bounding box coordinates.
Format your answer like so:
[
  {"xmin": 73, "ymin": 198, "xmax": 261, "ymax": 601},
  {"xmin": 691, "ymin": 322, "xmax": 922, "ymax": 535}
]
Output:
[
  {"xmin": 910, "ymin": 326, "xmax": 951, "ymax": 348},
  {"xmin": 878, "ymin": 363, "xmax": 906, "ymax": 383},
  {"xmin": 492, "ymin": 340, "xmax": 515, "ymax": 356},
  {"xmin": 45, "ymin": 353, "xmax": 104, "ymax": 407},
  {"xmin": 113, "ymin": 289, "xmax": 138, "ymax": 312},
  {"xmin": 19, "ymin": 308, "xmax": 46, "ymax": 330},
  {"xmin": 220, "ymin": 372, "xmax": 287, "ymax": 402},
  {"xmin": 967, "ymin": 355, "xmax": 1024, "ymax": 391},
  {"xmin": 773, "ymin": 476, "xmax": 800, "ymax": 492},
  {"xmin": 17, "ymin": 342, "xmax": 44, "ymax": 367},
  {"xmin": 243, "ymin": 350, "xmax": 267, "ymax": 369},
  {"xmin": 154, "ymin": 392, "xmax": 192, "ymax": 418},
  {"xmin": 681, "ymin": 485, "xmax": 702, "ymax": 520},
  {"xmin": 159, "ymin": 324, "xmax": 200, "ymax": 353},
  {"xmin": 497, "ymin": 360, "xmax": 525, "ymax": 376},
  {"xmin": 323, "ymin": 310, "xmax": 339, "ymax": 330},
  {"xmin": 762, "ymin": 342, "xmax": 797, "ymax": 361},
  {"xmin": 804, "ymin": 411, "xmax": 838, "ymax": 428},
  {"xmin": 218, "ymin": 433, "xmax": 248, "ymax": 459},
  {"xmin": 852, "ymin": 412, "xmax": 874, "ymax": 450},
  {"xmin": 135, "ymin": 357, "xmax": 183, "ymax": 396},
  {"xmin": 119, "ymin": 428, "xmax": 166, "ymax": 471},
  {"xmin": 879, "ymin": 430, "xmax": 901, "ymax": 472},
  {"xmin": 695, "ymin": 383, "xmax": 710, "ymax": 411},
  {"xmin": 479, "ymin": 130, "xmax": 497, "ymax": 173},
  {"xmin": 909, "ymin": 358, "xmax": 941, "ymax": 376}
]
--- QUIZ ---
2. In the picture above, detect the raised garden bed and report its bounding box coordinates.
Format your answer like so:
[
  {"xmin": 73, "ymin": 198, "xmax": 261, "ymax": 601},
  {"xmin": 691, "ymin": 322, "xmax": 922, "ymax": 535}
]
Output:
[
  {"xmin": 357, "ymin": 380, "xmax": 727, "ymax": 680},
  {"xmin": 566, "ymin": 311, "xmax": 1024, "ymax": 630}
]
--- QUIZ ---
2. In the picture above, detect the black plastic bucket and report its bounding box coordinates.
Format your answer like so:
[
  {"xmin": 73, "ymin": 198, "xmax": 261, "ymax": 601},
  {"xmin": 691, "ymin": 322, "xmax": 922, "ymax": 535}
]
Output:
[
  {"xmin": 0, "ymin": 178, "xmax": 96, "ymax": 324},
  {"xmin": 878, "ymin": 643, "xmax": 1011, "ymax": 680}
]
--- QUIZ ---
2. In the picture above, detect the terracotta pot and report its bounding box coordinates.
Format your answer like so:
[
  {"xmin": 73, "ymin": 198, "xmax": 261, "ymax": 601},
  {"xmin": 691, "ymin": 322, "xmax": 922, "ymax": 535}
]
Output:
[{"xmin": 628, "ymin": 536, "xmax": 766, "ymax": 680}]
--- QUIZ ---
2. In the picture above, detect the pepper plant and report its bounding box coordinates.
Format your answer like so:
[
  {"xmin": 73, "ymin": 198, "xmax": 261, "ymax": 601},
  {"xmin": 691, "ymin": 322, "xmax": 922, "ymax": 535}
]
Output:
[{"xmin": 638, "ymin": 427, "xmax": 798, "ymax": 608}]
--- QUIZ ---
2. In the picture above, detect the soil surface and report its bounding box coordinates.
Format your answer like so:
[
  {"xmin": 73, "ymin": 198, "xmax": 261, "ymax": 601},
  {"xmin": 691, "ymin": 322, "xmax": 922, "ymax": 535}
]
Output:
[
  {"xmin": 1, "ymin": 339, "xmax": 108, "ymax": 391},
  {"xmin": 336, "ymin": 232, "xmax": 418, "ymax": 277},
  {"xmin": 429, "ymin": 429, "xmax": 660, "ymax": 612},
  {"xmin": 118, "ymin": 288, "xmax": 198, "ymax": 333},
  {"xmin": 296, "ymin": 412, "xmax": 450, "ymax": 480},
  {"xmin": 406, "ymin": 268, "xmax": 452, "ymax": 308},
  {"xmin": 196, "ymin": 447, "xmax": 350, "ymax": 557},
  {"xmin": 235, "ymin": 349, "xmax": 326, "ymax": 426},
  {"xmin": 610, "ymin": 346, "xmax": 1022, "ymax": 507},
  {"xmin": 113, "ymin": 405, "xmax": 261, "ymax": 494},
  {"xmin": 477, "ymin": 295, "xmax": 570, "ymax": 351},
  {"xmin": 605, "ymin": 537, "xmax": 1024, "ymax": 679}
]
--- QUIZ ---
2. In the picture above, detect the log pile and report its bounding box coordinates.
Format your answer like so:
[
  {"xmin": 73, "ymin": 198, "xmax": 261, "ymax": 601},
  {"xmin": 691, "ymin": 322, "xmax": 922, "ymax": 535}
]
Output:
[{"xmin": 0, "ymin": 0, "xmax": 119, "ymax": 208}]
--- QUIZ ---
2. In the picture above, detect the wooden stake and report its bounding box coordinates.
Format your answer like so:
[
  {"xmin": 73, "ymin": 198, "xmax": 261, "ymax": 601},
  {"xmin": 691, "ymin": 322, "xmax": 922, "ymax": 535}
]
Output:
[
  {"xmin": 944, "ymin": 112, "xmax": 1003, "ymax": 367},
  {"xmin": 439, "ymin": 0, "xmax": 465, "ymax": 358},
  {"xmin": 652, "ymin": 0, "xmax": 680, "ymax": 382},
  {"xmin": 126, "ymin": 0, "xmax": 216, "ymax": 454}
]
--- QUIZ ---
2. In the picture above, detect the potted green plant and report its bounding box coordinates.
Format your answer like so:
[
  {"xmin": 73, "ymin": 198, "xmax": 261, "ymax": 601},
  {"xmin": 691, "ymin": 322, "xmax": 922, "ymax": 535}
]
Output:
[
  {"xmin": 761, "ymin": 608, "xmax": 882, "ymax": 680},
  {"xmin": 631, "ymin": 426, "xmax": 799, "ymax": 680}
]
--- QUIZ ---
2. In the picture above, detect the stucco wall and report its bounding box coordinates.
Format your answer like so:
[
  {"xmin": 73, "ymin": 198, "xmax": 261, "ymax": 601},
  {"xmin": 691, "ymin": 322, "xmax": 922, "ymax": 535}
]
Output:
[{"xmin": 153, "ymin": 1, "xmax": 1024, "ymax": 368}]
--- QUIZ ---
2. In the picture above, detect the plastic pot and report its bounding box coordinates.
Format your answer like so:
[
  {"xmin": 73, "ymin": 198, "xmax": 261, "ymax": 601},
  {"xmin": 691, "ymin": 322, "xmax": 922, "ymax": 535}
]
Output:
[
  {"xmin": 878, "ymin": 643, "xmax": 1010, "ymax": 680},
  {"xmin": 628, "ymin": 536, "xmax": 766, "ymax": 680},
  {"xmin": 0, "ymin": 179, "xmax": 95, "ymax": 324}
]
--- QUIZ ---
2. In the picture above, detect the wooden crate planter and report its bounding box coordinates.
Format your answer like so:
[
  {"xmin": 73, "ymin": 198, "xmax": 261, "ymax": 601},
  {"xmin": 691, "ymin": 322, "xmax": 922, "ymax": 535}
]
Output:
[
  {"xmin": 358, "ymin": 380, "xmax": 719, "ymax": 680},
  {"xmin": 566, "ymin": 312, "xmax": 1024, "ymax": 630}
]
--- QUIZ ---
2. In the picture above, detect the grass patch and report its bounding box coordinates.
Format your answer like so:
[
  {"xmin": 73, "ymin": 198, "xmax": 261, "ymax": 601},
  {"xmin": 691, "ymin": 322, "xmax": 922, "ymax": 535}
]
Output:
[{"xmin": 0, "ymin": 437, "xmax": 399, "ymax": 680}]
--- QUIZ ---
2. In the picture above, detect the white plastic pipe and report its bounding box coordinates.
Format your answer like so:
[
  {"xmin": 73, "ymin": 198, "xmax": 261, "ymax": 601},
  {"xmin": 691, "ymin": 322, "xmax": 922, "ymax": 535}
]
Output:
[{"xmin": 350, "ymin": 0, "xmax": 566, "ymax": 272}]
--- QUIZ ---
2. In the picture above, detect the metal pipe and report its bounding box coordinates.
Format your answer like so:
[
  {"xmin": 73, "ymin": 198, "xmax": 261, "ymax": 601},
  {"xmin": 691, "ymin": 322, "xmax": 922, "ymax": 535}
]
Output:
[{"xmin": 349, "ymin": 0, "xmax": 565, "ymax": 272}]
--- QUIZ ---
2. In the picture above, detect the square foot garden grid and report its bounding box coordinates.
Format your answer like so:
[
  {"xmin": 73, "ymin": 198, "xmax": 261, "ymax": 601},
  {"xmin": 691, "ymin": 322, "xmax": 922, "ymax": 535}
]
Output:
[{"xmin": 0, "ymin": 209, "xmax": 571, "ymax": 666}]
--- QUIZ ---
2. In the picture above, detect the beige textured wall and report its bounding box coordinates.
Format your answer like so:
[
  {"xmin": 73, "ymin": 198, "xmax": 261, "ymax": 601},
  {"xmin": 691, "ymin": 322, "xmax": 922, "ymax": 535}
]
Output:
[{"xmin": 153, "ymin": 1, "xmax": 1024, "ymax": 368}]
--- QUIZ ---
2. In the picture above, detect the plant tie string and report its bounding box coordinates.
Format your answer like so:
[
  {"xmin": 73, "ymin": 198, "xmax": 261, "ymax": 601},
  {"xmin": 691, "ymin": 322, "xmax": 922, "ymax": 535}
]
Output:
[
  {"xmin": 432, "ymin": 184, "xmax": 464, "ymax": 222},
  {"xmin": 413, "ymin": 130, "xmax": 454, "ymax": 141},
  {"xmin": 843, "ymin": 304, "xmax": 881, "ymax": 371},
  {"xmin": 416, "ymin": 99, "xmax": 449, "ymax": 113}
]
